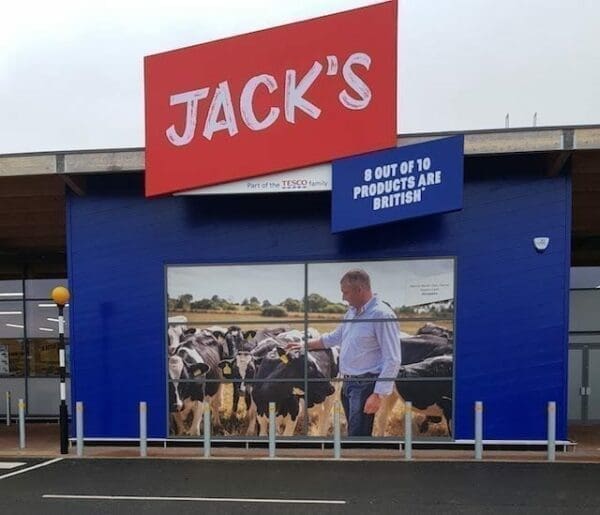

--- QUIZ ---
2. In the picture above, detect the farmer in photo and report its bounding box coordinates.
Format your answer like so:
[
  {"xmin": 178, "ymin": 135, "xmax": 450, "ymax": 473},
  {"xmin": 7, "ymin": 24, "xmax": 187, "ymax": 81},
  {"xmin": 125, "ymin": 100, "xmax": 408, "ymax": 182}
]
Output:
[{"xmin": 290, "ymin": 268, "xmax": 402, "ymax": 436}]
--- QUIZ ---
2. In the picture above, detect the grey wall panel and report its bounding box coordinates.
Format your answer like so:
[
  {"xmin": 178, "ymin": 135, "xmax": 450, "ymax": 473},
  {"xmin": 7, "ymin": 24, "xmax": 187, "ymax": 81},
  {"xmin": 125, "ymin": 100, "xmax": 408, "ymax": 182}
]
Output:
[
  {"xmin": 570, "ymin": 290, "xmax": 600, "ymax": 332},
  {"xmin": 27, "ymin": 378, "xmax": 70, "ymax": 416},
  {"xmin": 0, "ymin": 378, "xmax": 25, "ymax": 416}
]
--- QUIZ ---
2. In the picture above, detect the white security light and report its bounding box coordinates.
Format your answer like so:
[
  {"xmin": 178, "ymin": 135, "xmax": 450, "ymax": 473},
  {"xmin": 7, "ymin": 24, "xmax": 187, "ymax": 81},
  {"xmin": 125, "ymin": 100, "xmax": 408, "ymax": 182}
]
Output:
[
  {"xmin": 533, "ymin": 237, "xmax": 550, "ymax": 252},
  {"xmin": 38, "ymin": 303, "xmax": 69, "ymax": 308},
  {"xmin": 0, "ymin": 311, "xmax": 22, "ymax": 315},
  {"xmin": 5, "ymin": 323, "xmax": 24, "ymax": 329},
  {"xmin": 0, "ymin": 293, "xmax": 23, "ymax": 297},
  {"xmin": 39, "ymin": 328, "xmax": 54, "ymax": 332}
]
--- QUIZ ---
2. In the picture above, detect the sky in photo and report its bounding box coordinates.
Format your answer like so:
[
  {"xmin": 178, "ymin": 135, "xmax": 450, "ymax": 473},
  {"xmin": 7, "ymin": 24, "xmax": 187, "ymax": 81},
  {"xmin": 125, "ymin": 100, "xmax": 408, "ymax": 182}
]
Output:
[{"xmin": 167, "ymin": 258, "xmax": 454, "ymax": 307}]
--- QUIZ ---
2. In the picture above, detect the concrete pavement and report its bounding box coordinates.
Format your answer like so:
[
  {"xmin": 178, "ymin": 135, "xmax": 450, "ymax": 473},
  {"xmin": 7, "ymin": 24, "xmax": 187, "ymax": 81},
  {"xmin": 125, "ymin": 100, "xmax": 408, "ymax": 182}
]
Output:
[{"xmin": 1, "ymin": 422, "xmax": 600, "ymax": 462}]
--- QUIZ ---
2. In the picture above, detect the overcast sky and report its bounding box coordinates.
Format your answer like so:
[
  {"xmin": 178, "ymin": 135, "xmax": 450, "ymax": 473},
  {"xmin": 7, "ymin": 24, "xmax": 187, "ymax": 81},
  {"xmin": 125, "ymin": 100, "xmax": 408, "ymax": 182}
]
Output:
[{"xmin": 1, "ymin": 0, "xmax": 599, "ymax": 154}]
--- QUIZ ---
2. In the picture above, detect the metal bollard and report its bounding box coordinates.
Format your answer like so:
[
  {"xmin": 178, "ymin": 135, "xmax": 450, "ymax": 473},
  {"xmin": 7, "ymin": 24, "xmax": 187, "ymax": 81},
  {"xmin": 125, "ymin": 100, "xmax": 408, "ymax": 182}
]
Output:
[
  {"xmin": 18, "ymin": 398, "xmax": 25, "ymax": 449},
  {"xmin": 404, "ymin": 401, "xmax": 412, "ymax": 460},
  {"xmin": 139, "ymin": 402, "xmax": 147, "ymax": 457},
  {"xmin": 5, "ymin": 391, "xmax": 10, "ymax": 426},
  {"xmin": 475, "ymin": 401, "xmax": 483, "ymax": 460},
  {"xmin": 76, "ymin": 401, "xmax": 84, "ymax": 457},
  {"xmin": 547, "ymin": 401, "xmax": 556, "ymax": 462},
  {"xmin": 268, "ymin": 402, "xmax": 276, "ymax": 458},
  {"xmin": 203, "ymin": 403, "xmax": 211, "ymax": 458},
  {"xmin": 333, "ymin": 401, "xmax": 341, "ymax": 459}
]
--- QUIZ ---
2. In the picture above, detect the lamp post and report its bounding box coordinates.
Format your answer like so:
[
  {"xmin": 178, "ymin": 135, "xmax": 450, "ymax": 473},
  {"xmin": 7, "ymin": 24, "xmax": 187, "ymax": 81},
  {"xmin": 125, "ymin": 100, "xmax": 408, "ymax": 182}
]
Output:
[{"xmin": 51, "ymin": 286, "xmax": 70, "ymax": 454}]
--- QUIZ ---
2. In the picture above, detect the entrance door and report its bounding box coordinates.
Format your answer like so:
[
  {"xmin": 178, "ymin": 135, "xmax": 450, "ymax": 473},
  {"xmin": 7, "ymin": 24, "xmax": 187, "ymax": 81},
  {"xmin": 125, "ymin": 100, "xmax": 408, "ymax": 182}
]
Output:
[
  {"xmin": 568, "ymin": 348, "xmax": 584, "ymax": 421},
  {"xmin": 588, "ymin": 349, "xmax": 600, "ymax": 422},
  {"xmin": 569, "ymin": 284, "xmax": 600, "ymax": 423},
  {"xmin": 568, "ymin": 343, "xmax": 600, "ymax": 423}
]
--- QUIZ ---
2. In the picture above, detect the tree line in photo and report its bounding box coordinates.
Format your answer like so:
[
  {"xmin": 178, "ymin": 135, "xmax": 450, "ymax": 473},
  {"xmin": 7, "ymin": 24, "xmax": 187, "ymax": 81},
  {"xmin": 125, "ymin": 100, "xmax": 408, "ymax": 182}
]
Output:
[{"xmin": 168, "ymin": 293, "xmax": 454, "ymax": 318}]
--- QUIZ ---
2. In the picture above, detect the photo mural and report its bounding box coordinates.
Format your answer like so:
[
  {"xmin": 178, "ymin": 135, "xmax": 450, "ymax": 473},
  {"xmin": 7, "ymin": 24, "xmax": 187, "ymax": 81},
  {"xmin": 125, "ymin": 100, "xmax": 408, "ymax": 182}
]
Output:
[{"xmin": 166, "ymin": 259, "xmax": 454, "ymax": 439}]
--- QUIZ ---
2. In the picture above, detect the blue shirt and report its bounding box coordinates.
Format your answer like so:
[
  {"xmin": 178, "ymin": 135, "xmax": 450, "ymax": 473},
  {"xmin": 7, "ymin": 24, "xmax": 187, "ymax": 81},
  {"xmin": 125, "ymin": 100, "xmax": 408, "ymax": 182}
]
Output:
[{"xmin": 321, "ymin": 296, "xmax": 401, "ymax": 395}]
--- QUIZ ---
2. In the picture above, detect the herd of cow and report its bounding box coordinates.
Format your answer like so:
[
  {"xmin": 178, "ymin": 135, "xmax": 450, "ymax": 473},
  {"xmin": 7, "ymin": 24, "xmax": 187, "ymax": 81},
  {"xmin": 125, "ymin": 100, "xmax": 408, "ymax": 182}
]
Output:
[{"xmin": 167, "ymin": 316, "xmax": 454, "ymax": 438}]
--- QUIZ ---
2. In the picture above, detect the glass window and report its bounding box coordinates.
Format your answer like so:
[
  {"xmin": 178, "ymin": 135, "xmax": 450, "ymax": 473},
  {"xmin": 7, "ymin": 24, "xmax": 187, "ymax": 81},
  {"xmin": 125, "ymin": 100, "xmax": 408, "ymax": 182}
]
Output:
[
  {"xmin": 26, "ymin": 301, "xmax": 69, "ymax": 338},
  {"xmin": 28, "ymin": 339, "xmax": 62, "ymax": 377},
  {"xmin": 167, "ymin": 264, "xmax": 305, "ymax": 324},
  {"xmin": 0, "ymin": 301, "xmax": 25, "ymax": 338},
  {"xmin": 307, "ymin": 259, "xmax": 454, "ymax": 380},
  {"xmin": 0, "ymin": 279, "xmax": 23, "ymax": 299},
  {"xmin": 166, "ymin": 259, "xmax": 455, "ymax": 439},
  {"xmin": 25, "ymin": 278, "xmax": 69, "ymax": 299},
  {"xmin": 0, "ymin": 340, "xmax": 25, "ymax": 377},
  {"xmin": 570, "ymin": 290, "xmax": 600, "ymax": 332},
  {"xmin": 307, "ymin": 259, "xmax": 455, "ymax": 322}
]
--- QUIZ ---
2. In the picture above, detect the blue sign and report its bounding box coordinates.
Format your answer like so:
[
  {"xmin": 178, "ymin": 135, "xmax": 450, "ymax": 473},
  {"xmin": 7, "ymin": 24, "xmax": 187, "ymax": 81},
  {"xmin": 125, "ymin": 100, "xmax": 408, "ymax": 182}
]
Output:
[{"xmin": 331, "ymin": 135, "xmax": 464, "ymax": 232}]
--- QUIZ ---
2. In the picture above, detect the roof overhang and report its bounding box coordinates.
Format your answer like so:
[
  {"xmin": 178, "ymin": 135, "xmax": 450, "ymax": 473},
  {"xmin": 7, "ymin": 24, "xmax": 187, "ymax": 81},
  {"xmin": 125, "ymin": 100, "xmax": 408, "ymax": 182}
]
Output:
[
  {"xmin": 1, "ymin": 125, "xmax": 600, "ymax": 264},
  {"xmin": 2, "ymin": 126, "xmax": 600, "ymax": 179}
]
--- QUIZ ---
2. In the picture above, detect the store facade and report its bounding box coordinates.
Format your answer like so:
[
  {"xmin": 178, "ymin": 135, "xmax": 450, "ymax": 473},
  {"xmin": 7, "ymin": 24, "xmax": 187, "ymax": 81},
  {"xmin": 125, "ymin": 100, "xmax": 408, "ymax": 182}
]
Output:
[
  {"xmin": 66, "ymin": 157, "xmax": 570, "ymax": 441},
  {"xmin": 0, "ymin": 127, "xmax": 583, "ymax": 444}
]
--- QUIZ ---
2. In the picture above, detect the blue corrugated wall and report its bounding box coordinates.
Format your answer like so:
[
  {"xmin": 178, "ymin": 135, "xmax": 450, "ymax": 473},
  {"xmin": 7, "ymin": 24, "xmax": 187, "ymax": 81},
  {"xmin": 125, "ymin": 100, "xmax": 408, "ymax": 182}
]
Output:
[{"xmin": 67, "ymin": 164, "xmax": 570, "ymax": 440}]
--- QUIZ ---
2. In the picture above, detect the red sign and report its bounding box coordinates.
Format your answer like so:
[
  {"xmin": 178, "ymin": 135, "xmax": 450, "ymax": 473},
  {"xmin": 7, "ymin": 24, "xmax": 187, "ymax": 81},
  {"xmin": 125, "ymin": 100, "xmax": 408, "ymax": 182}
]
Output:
[{"xmin": 144, "ymin": 1, "xmax": 397, "ymax": 196}]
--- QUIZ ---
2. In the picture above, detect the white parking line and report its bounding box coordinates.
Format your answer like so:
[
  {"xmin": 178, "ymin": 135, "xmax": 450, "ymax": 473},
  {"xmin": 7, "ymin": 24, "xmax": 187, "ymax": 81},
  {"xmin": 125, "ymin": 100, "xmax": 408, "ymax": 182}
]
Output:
[
  {"xmin": 43, "ymin": 494, "xmax": 346, "ymax": 505},
  {"xmin": 0, "ymin": 462, "xmax": 26, "ymax": 469},
  {"xmin": 0, "ymin": 458, "xmax": 63, "ymax": 480}
]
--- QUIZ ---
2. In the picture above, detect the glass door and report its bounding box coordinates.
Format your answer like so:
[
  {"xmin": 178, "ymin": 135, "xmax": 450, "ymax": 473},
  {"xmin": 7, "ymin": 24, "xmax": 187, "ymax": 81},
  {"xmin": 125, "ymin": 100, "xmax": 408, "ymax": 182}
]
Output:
[
  {"xmin": 588, "ymin": 349, "xmax": 600, "ymax": 422},
  {"xmin": 568, "ymin": 348, "xmax": 584, "ymax": 421}
]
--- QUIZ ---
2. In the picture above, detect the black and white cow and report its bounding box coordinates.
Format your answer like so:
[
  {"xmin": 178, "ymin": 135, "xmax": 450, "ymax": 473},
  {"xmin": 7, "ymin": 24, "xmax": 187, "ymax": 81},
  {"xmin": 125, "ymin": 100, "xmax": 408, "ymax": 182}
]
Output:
[
  {"xmin": 214, "ymin": 326, "xmax": 259, "ymax": 420},
  {"xmin": 249, "ymin": 326, "xmax": 289, "ymax": 348},
  {"xmin": 249, "ymin": 329, "xmax": 320, "ymax": 362},
  {"xmin": 168, "ymin": 316, "xmax": 191, "ymax": 356},
  {"xmin": 219, "ymin": 341, "xmax": 282, "ymax": 435},
  {"xmin": 204, "ymin": 326, "xmax": 231, "ymax": 359},
  {"xmin": 168, "ymin": 333, "xmax": 224, "ymax": 436},
  {"xmin": 214, "ymin": 330, "xmax": 289, "ymax": 423},
  {"xmin": 217, "ymin": 327, "xmax": 337, "ymax": 435},
  {"xmin": 400, "ymin": 334, "xmax": 452, "ymax": 365},
  {"xmin": 218, "ymin": 330, "xmax": 307, "ymax": 429},
  {"xmin": 169, "ymin": 322, "xmax": 231, "ymax": 359},
  {"xmin": 206, "ymin": 325, "xmax": 254, "ymax": 358},
  {"xmin": 395, "ymin": 354, "xmax": 453, "ymax": 434},
  {"xmin": 218, "ymin": 351, "xmax": 258, "ymax": 435},
  {"xmin": 375, "ymin": 354, "xmax": 453, "ymax": 436},
  {"xmin": 278, "ymin": 328, "xmax": 320, "ymax": 342},
  {"xmin": 224, "ymin": 325, "xmax": 257, "ymax": 355},
  {"xmin": 304, "ymin": 347, "xmax": 340, "ymax": 436},
  {"xmin": 250, "ymin": 337, "xmax": 282, "ymax": 362},
  {"xmin": 372, "ymin": 325, "xmax": 453, "ymax": 436},
  {"xmin": 416, "ymin": 322, "xmax": 453, "ymax": 341},
  {"xmin": 252, "ymin": 347, "xmax": 337, "ymax": 436}
]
